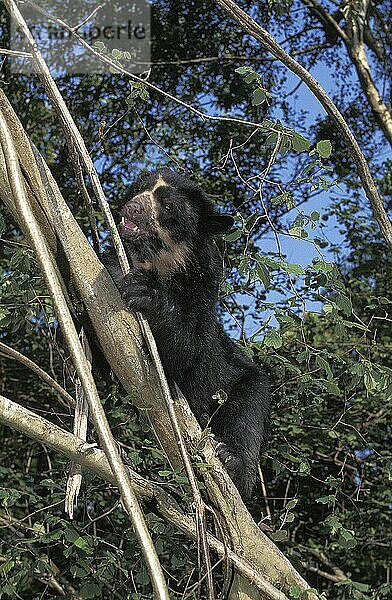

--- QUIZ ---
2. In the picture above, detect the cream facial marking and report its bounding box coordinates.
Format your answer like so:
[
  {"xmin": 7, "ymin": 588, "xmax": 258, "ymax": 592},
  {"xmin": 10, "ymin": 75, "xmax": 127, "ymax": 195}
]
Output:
[
  {"xmin": 151, "ymin": 242, "xmax": 191, "ymax": 275},
  {"xmin": 151, "ymin": 175, "xmax": 169, "ymax": 193}
]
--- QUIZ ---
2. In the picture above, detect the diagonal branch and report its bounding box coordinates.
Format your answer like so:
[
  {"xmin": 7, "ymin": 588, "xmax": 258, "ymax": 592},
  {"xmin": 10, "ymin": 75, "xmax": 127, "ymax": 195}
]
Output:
[
  {"xmin": 0, "ymin": 393, "xmax": 290, "ymax": 600},
  {"xmin": 0, "ymin": 340, "xmax": 76, "ymax": 409},
  {"xmin": 213, "ymin": 0, "xmax": 392, "ymax": 249},
  {"xmin": 0, "ymin": 107, "xmax": 169, "ymax": 600},
  {"xmin": 301, "ymin": 0, "xmax": 392, "ymax": 144}
]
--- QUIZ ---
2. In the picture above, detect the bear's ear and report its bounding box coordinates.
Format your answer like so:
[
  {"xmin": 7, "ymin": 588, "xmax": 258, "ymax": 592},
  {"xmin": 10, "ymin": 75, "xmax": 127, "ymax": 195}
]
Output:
[{"xmin": 205, "ymin": 213, "xmax": 235, "ymax": 235}]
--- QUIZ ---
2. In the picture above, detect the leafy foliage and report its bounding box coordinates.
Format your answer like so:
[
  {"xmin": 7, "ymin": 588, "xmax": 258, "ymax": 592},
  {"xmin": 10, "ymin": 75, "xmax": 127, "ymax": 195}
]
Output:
[{"xmin": 0, "ymin": 0, "xmax": 391, "ymax": 598}]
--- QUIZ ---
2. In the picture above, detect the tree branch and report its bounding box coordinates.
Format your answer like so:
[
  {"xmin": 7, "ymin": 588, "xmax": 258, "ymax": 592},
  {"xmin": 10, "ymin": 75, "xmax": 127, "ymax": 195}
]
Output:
[
  {"xmin": 0, "ymin": 106, "xmax": 169, "ymax": 600},
  {"xmin": 213, "ymin": 0, "xmax": 392, "ymax": 249},
  {"xmin": 0, "ymin": 393, "xmax": 290, "ymax": 600},
  {"xmin": 0, "ymin": 340, "xmax": 76, "ymax": 409}
]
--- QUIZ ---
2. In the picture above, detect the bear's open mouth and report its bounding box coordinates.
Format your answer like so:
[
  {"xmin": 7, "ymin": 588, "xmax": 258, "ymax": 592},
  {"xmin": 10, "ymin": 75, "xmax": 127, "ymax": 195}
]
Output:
[{"xmin": 119, "ymin": 217, "xmax": 146, "ymax": 237}]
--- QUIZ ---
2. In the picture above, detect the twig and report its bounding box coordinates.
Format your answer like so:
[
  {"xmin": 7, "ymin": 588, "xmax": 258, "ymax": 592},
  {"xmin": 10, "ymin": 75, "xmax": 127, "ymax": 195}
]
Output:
[
  {"xmin": 0, "ymin": 340, "xmax": 76, "ymax": 409},
  {"xmin": 0, "ymin": 108, "xmax": 169, "ymax": 600},
  {"xmin": 70, "ymin": 4, "xmax": 104, "ymax": 32},
  {"xmin": 67, "ymin": 141, "xmax": 101, "ymax": 255},
  {"xmin": 258, "ymin": 465, "xmax": 272, "ymax": 521},
  {"xmin": 0, "ymin": 48, "xmax": 32, "ymax": 58},
  {"xmin": 298, "ymin": 544, "xmax": 347, "ymax": 582}
]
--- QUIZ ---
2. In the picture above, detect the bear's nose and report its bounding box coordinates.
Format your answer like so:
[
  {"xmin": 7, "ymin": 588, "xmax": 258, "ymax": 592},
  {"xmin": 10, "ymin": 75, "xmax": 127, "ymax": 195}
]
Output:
[
  {"xmin": 122, "ymin": 200, "xmax": 143, "ymax": 218},
  {"xmin": 131, "ymin": 203, "xmax": 143, "ymax": 215}
]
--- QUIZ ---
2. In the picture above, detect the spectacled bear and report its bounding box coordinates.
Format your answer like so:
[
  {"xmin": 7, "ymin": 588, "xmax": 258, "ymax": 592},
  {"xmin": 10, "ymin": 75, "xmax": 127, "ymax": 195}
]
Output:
[{"xmin": 103, "ymin": 169, "xmax": 270, "ymax": 497}]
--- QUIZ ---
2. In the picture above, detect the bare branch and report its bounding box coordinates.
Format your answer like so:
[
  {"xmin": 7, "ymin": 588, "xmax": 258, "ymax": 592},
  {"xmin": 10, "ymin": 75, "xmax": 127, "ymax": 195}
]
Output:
[
  {"xmin": 0, "ymin": 48, "xmax": 32, "ymax": 58},
  {"xmin": 65, "ymin": 329, "xmax": 91, "ymax": 519},
  {"xmin": 298, "ymin": 544, "xmax": 347, "ymax": 582},
  {"xmin": 301, "ymin": 0, "xmax": 349, "ymax": 43},
  {"xmin": 0, "ymin": 340, "xmax": 75, "ymax": 409}
]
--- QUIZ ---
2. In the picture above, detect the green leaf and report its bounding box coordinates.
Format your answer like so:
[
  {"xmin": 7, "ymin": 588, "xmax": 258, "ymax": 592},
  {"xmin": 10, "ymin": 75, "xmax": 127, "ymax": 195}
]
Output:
[
  {"xmin": 244, "ymin": 72, "xmax": 258, "ymax": 84},
  {"xmin": 288, "ymin": 584, "xmax": 302, "ymax": 598},
  {"xmin": 316, "ymin": 355, "xmax": 333, "ymax": 380},
  {"xmin": 286, "ymin": 499, "xmax": 298, "ymax": 511},
  {"xmin": 281, "ymin": 261, "xmax": 305, "ymax": 276},
  {"xmin": 264, "ymin": 330, "xmax": 282, "ymax": 348},
  {"xmin": 288, "ymin": 226, "xmax": 308, "ymax": 239},
  {"xmin": 256, "ymin": 254, "xmax": 280, "ymax": 269},
  {"xmin": 265, "ymin": 132, "xmax": 278, "ymax": 147},
  {"xmin": 364, "ymin": 371, "xmax": 377, "ymax": 392},
  {"xmin": 111, "ymin": 48, "xmax": 123, "ymax": 59},
  {"xmin": 235, "ymin": 66, "xmax": 252, "ymax": 75},
  {"xmin": 171, "ymin": 554, "xmax": 186, "ymax": 567},
  {"xmin": 352, "ymin": 582, "xmax": 370, "ymax": 592},
  {"xmin": 73, "ymin": 536, "xmax": 90, "ymax": 551},
  {"xmin": 312, "ymin": 259, "xmax": 334, "ymax": 272},
  {"xmin": 270, "ymin": 192, "xmax": 287, "ymax": 205},
  {"xmin": 32, "ymin": 522, "xmax": 46, "ymax": 536},
  {"xmin": 270, "ymin": 530, "xmax": 288, "ymax": 542},
  {"xmin": 316, "ymin": 139, "xmax": 332, "ymax": 158},
  {"xmin": 285, "ymin": 512, "xmax": 295, "ymax": 523},
  {"xmin": 224, "ymin": 229, "xmax": 242, "ymax": 242},
  {"xmin": 252, "ymin": 87, "xmax": 266, "ymax": 105},
  {"xmin": 324, "ymin": 515, "xmax": 342, "ymax": 535},
  {"xmin": 338, "ymin": 530, "xmax": 357, "ymax": 549},
  {"xmin": 254, "ymin": 262, "xmax": 270, "ymax": 289},
  {"xmin": 0, "ymin": 488, "xmax": 22, "ymax": 507},
  {"xmin": 335, "ymin": 293, "xmax": 352, "ymax": 316},
  {"xmin": 328, "ymin": 430, "xmax": 339, "ymax": 438},
  {"xmin": 245, "ymin": 211, "xmax": 259, "ymax": 230},
  {"xmin": 315, "ymin": 495, "xmax": 336, "ymax": 506},
  {"xmin": 291, "ymin": 133, "xmax": 311, "ymax": 152},
  {"xmin": 0, "ymin": 560, "xmax": 14, "ymax": 575},
  {"xmin": 324, "ymin": 381, "xmax": 341, "ymax": 396},
  {"xmin": 323, "ymin": 302, "xmax": 336, "ymax": 314}
]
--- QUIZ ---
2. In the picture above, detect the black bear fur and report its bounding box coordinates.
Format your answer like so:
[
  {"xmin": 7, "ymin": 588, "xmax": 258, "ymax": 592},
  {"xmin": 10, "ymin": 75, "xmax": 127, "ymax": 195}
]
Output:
[{"xmin": 103, "ymin": 169, "xmax": 270, "ymax": 496}]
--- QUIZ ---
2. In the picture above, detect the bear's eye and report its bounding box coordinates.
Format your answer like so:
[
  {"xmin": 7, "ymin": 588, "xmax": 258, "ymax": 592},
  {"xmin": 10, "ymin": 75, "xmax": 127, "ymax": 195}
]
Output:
[{"xmin": 164, "ymin": 204, "xmax": 172, "ymax": 212}]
